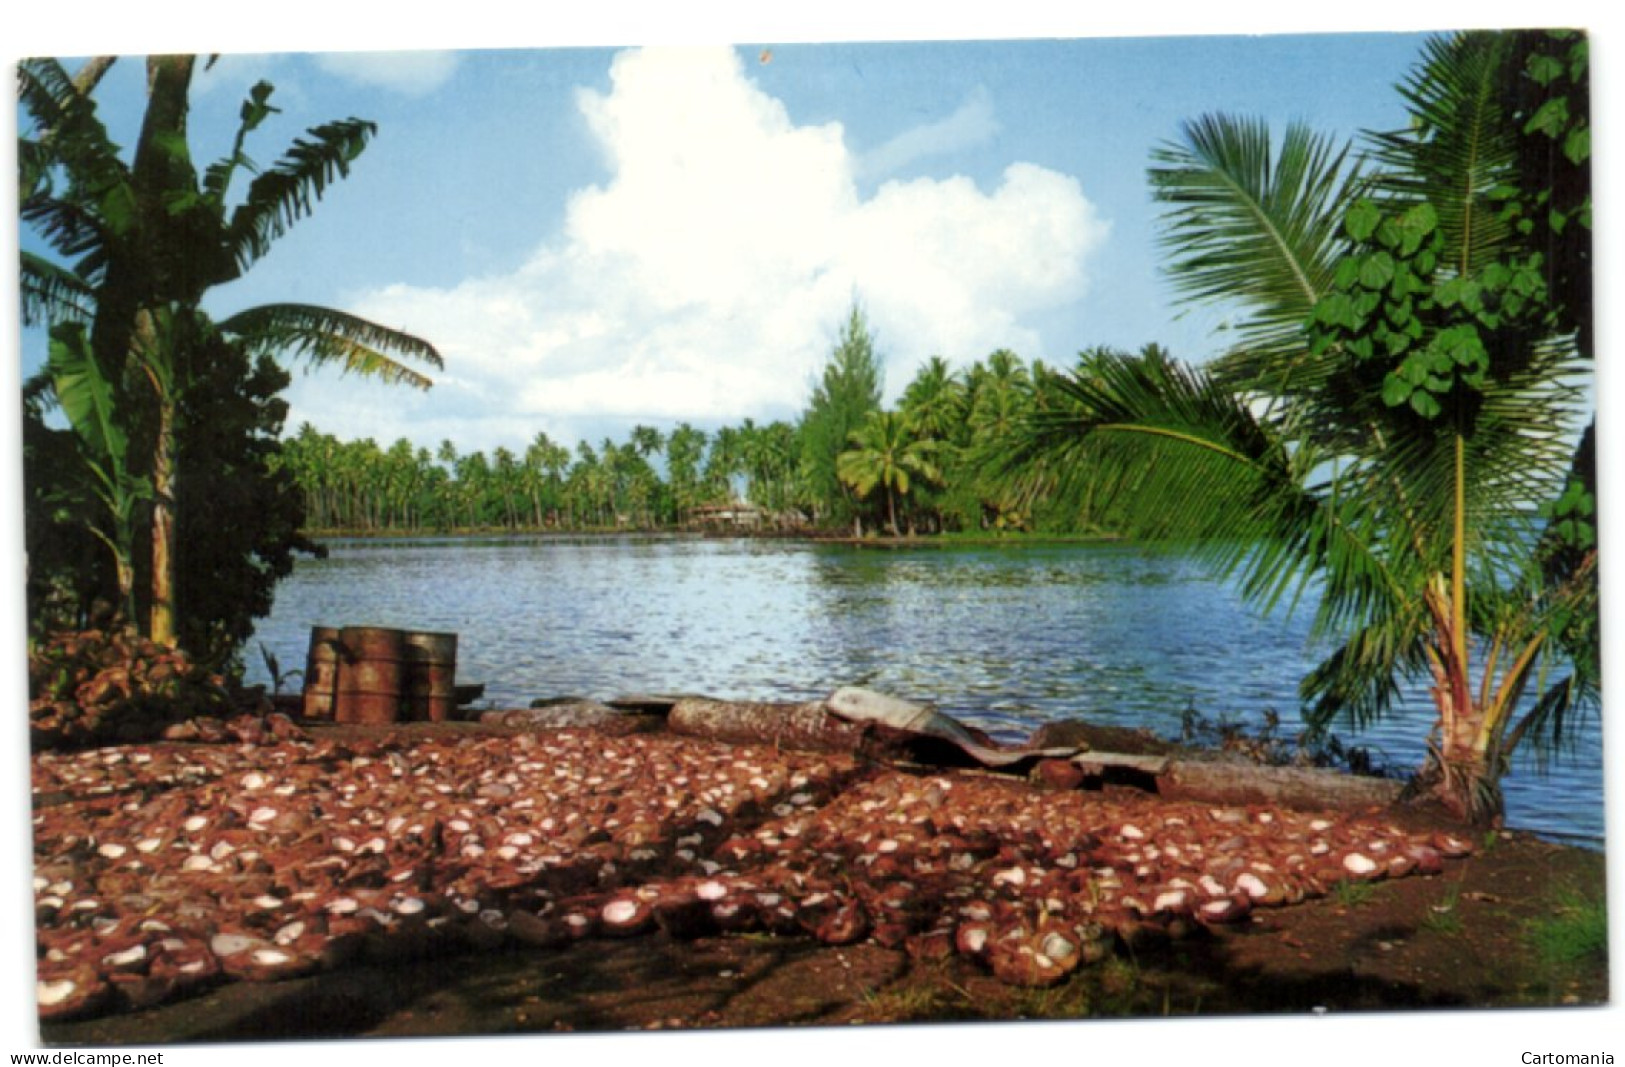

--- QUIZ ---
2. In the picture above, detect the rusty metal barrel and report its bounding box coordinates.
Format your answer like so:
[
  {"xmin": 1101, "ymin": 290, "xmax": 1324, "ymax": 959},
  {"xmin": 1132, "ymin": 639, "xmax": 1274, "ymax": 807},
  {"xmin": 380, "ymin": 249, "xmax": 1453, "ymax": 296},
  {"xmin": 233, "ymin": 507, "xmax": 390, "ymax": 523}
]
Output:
[
  {"xmin": 301, "ymin": 626, "xmax": 343, "ymax": 721},
  {"xmin": 335, "ymin": 626, "xmax": 405, "ymax": 725},
  {"xmin": 402, "ymin": 630, "xmax": 458, "ymax": 722}
]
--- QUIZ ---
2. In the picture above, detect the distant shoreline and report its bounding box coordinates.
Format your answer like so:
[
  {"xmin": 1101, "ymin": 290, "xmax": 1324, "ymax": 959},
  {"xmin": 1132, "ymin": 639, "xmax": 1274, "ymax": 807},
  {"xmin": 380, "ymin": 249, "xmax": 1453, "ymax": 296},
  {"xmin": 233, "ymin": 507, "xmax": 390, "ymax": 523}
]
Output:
[{"xmin": 296, "ymin": 527, "xmax": 1124, "ymax": 549}]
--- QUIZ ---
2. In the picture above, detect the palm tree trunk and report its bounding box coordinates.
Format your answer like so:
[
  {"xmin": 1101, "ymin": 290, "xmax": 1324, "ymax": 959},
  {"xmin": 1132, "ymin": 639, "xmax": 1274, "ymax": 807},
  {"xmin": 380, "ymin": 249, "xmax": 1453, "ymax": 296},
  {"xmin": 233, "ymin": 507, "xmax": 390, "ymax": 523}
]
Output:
[{"xmin": 1418, "ymin": 435, "xmax": 1502, "ymax": 825}]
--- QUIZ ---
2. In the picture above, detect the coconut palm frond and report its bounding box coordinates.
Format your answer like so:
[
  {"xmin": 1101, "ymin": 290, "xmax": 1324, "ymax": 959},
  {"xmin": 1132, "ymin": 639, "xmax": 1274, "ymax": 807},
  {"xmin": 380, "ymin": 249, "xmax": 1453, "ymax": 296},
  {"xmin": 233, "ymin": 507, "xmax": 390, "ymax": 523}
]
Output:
[
  {"xmin": 1007, "ymin": 350, "xmax": 1325, "ymax": 604},
  {"xmin": 18, "ymin": 58, "xmax": 106, "ymax": 144},
  {"xmin": 21, "ymin": 252, "xmax": 97, "ymax": 328},
  {"xmin": 1501, "ymin": 673, "xmax": 1582, "ymax": 765},
  {"xmin": 1150, "ymin": 114, "xmax": 1364, "ymax": 387},
  {"xmin": 19, "ymin": 61, "xmax": 132, "ymax": 285},
  {"xmin": 221, "ymin": 303, "xmax": 442, "ymax": 388},
  {"xmin": 18, "ymin": 58, "xmax": 129, "ymax": 203},
  {"xmin": 20, "ymin": 193, "xmax": 119, "ymax": 278},
  {"xmin": 1366, "ymin": 32, "xmax": 1522, "ymax": 276},
  {"xmin": 1300, "ymin": 618, "xmax": 1432, "ymax": 733}
]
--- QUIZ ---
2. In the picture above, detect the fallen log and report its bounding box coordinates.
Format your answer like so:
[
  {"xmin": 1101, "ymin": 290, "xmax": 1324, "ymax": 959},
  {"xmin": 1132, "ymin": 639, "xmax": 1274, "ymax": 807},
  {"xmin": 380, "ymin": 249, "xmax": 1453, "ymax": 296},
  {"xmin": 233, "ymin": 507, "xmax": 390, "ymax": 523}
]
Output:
[
  {"xmin": 666, "ymin": 691, "xmax": 1085, "ymax": 771},
  {"xmin": 1154, "ymin": 758, "xmax": 1405, "ymax": 812},
  {"xmin": 481, "ymin": 700, "xmax": 661, "ymax": 734},
  {"xmin": 667, "ymin": 698, "xmax": 869, "ymax": 752}
]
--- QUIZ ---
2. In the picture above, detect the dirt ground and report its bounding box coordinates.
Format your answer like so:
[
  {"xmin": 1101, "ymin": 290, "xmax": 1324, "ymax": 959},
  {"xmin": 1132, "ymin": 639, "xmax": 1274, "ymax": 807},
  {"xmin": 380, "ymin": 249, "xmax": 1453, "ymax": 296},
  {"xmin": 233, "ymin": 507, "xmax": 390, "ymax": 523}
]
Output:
[{"xmin": 37, "ymin": 736, "xmax": 1608, "ymax": 1045}]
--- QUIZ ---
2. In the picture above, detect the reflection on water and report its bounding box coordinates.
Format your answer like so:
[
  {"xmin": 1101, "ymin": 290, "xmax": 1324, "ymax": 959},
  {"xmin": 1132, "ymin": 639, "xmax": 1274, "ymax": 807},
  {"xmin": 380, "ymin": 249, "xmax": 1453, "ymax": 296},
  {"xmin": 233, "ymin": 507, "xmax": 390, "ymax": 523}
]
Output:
[{"xmin": 246, "ymin": 535, "xmax": 1604, "ymax": 847}]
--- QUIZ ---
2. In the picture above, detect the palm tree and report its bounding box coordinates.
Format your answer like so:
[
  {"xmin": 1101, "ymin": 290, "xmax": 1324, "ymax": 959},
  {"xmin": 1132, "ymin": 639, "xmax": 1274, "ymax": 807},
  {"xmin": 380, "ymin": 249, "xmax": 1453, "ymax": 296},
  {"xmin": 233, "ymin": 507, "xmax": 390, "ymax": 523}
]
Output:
[
  {"xmin": 705, "ymin": 425, "xmax": 745, "ymax": 503},
  {"xmin": 1007, "ymin": 31, "xmax": 1595, "ymax": 823},
  {"xmin": 837, "ymin": 410, "xmax": 942, "ymax": 536},
  {"xmin": 896, "ymin": 357, "xmax": 968, "ymax": 532},
  {"xmin": 963, "ymin": 350, "xmax": 1039, "ymax": 531},
  {"xmin": 967, "ymin": 349, "xmax": 1032, "ymax": 443},
  {"xmin": 20, "ymin": 56, "xmax": 440, "ymax": 646},
  {"xmin": 665, "ymin": 423, "xmax": 708, "ymax": 525},
  {"xmin": 492, "ymin": 447, "xmax": 522, "ymax": 529},
  {"xmin": 900, "ymin": 356, "xmax": 968, "ymax": 443},
  {"xmin": 524, "ymin": 432, "xmax": 566, "ymax": 528},
  {"xmin": 754, "ymin": 421, "xmax": 803, "ymax": 519},
  {"xmin": 629, "ymin": 424, "xmax": 665, "ymax": 461}
]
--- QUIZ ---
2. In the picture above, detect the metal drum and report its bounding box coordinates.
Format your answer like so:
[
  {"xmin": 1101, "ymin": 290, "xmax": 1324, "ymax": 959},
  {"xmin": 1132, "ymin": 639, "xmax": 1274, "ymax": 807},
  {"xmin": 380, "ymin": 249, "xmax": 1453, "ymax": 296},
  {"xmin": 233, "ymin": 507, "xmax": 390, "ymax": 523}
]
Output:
[
  {"xmin": 335, "ymin": 626, "xmax": 405, "ymax": 725},
  {"xmin": 301, "ymin": 626, "xmax": 342, "ymax": 721},
  {"xmin": 403, "ymin": 631, "xmax": 458, "ymax": 722}
]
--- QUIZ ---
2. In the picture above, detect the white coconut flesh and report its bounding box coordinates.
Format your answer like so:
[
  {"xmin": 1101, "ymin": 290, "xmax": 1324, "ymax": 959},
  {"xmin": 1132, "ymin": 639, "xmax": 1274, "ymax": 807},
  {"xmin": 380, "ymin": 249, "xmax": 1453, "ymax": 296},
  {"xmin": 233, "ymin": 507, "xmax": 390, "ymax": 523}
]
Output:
[
  {"xmin": 210, "ymin": 933, "xmax": 259, "ymax": 957},
  {"xmin": 603, "ymin": 899, "xmax": 642, "ymax": 925}
]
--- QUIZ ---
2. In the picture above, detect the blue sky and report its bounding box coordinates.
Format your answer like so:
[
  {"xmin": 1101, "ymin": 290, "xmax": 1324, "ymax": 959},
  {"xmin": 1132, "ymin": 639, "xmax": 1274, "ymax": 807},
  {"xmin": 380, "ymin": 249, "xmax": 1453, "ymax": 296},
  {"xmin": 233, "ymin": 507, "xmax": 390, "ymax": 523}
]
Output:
[{"xmin": 17, "ymin": 29, "xmax": 1442, "ymax": 457}]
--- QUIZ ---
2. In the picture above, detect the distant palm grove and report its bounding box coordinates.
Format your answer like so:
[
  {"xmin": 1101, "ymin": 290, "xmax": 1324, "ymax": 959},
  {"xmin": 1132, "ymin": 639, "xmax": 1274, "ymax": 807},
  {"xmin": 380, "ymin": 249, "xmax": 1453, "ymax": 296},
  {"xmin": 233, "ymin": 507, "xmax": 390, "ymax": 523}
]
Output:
[{"xmin": 277, "ymin": 308, "xmax": 1125, "ymax": 538}]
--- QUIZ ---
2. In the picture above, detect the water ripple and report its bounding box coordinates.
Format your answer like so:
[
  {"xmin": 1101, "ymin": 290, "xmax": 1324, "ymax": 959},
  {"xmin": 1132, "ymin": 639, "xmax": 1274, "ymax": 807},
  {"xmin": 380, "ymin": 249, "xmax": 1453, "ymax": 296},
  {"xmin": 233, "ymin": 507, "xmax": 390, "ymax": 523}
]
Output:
[{"xmin": 246, "ymin": 536, "xmax": 1604, "ymax": 846}]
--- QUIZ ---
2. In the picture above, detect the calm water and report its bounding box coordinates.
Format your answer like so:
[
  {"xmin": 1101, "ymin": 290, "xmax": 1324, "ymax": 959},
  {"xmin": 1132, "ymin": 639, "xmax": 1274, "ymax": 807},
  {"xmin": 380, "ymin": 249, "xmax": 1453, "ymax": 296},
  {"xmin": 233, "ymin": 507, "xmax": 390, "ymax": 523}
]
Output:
[{"xmin": 245, "ymin": 535, "xmax": 1605, "ymax": 847}]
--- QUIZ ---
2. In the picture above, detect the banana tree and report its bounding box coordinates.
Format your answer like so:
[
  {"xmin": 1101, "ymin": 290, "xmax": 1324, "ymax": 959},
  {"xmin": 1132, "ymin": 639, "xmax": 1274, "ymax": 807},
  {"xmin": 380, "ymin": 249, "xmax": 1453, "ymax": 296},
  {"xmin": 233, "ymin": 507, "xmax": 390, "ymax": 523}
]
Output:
[
  {"xmin": 1007, "ymin": 30, "xmax": 1595, "ymax": 824},
  {"xmin": 38, "ymin": 323, "xmax": 150, "ymax": 616},
  {"xmin": 20, "ymin": 55, "xmax": 441, "ymax": 647}
]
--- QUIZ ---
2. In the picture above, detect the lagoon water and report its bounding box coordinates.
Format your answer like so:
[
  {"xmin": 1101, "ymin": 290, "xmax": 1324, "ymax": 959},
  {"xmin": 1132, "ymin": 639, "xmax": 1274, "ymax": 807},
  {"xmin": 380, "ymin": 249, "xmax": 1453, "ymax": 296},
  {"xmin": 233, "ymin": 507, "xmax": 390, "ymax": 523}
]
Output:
[{"xmin": 245, "ymin": 535, "xmax": 1605, "ymax": 847}]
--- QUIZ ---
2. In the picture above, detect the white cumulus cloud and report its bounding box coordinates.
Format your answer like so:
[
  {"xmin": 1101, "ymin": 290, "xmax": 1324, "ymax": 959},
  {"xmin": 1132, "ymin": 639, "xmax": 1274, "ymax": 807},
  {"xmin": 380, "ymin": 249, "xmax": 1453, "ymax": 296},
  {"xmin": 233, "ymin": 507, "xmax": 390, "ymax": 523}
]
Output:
[
  {"xmin": 297, "ymin": 45, "xmax": 1108, "ymax": 453},
  {"xmin": 312, "ymin": 50, "xmax": 461, "ymax": 96}
]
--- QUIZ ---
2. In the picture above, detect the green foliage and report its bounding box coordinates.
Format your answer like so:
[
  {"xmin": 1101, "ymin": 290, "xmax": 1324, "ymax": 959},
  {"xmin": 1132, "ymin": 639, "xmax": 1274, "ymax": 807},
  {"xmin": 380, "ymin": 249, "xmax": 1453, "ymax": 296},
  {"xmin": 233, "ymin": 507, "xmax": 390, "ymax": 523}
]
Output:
[
  {"xmin": 799, "ymin": 304, "xmax": 884, "ymax": 525},
  {"xmin": 167, "ymin": 334, "xmax": 323, "ymax": 667},
  {"xmin": 899, "ymin": 355, "xmax": 967, "ymax": 442},
  {"xmin": 664, "ymin": 423, "xmax": 709, "ymax": 522},
  {"xmin": 274, "ymin": 342, "xmax": 1136, "ymax": 541},
  {"xmin": 1421, "ymin": 886, "xmax": 1464, "ymax": 936},
  {"xmin": 1000, "ymin": 346, "xmax": 1314, "ymax": 597},
  {"xmin": 995, "ymin": 30, "xmax": 1593, "ymax": 824},
  {"xmin": 1148, "ymin": 114, "xmax": 1364, "ymax": 391},
  {"xmin": 837, "ymin": 410, "xmax": 942, "ymax": 534},
  {"xmin": 39, "ymin": 321, "xmax": 150, "ymax": 614},
  {"xmin": 19, "ymin": 55, "xmax": 440, "ymax": 652},
  {"xmin": 22, "ymin": 403, "xmax": 119, "ymax": 630},
  {"xmin": 223, "ymin": 304, "xmax": 441, "ymax": 388},
  {"xmin": 1502, "ymin": 32, "xmax": 1592, "ymax": 359},
  {"xmin": 1332, "ymin": 880, "xmax": 1377, "ymax": 908},
  {"xmin": 26, "ymin": 325, "xmax": 319, "ymax": 668},
  {"xmin": 1525, "ymin": 887, "xmax": 1607, "ymax": 969}
]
